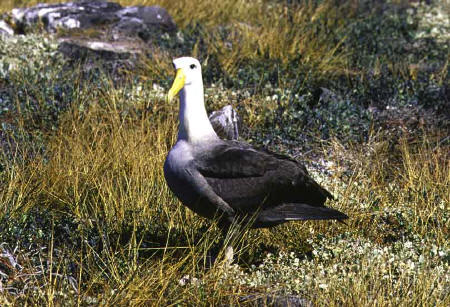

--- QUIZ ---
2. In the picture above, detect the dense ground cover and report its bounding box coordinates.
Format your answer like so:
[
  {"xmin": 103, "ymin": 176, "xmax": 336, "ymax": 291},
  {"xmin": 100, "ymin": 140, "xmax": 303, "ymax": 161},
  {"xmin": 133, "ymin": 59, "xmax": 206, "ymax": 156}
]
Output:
[{"xmin": 0, "ymin": 0, "xmax": 448, "ymax": 305}]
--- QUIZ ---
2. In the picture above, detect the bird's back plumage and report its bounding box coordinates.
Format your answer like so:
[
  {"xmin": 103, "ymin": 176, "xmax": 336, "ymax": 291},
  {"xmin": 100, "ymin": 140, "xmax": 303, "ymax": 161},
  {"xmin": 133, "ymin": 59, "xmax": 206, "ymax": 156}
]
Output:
[{"xmin": 191, "ymin": 139, "xmax": 347, "ymax": 227}]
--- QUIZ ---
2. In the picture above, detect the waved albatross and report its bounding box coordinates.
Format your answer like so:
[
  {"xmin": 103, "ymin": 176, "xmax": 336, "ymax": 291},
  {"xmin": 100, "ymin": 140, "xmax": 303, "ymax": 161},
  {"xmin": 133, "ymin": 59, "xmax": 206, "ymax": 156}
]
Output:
[{"xmin": 164, "ymin": 57, "xmax": 348, "ymax": 245}]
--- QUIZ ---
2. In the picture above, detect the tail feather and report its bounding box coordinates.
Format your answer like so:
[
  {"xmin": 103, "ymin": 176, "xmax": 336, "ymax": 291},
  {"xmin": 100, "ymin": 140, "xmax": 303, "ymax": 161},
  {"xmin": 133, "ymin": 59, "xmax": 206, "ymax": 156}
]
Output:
[{"xmin": 258, "ymin": 203, "xmax": 348, "ymax": 224}]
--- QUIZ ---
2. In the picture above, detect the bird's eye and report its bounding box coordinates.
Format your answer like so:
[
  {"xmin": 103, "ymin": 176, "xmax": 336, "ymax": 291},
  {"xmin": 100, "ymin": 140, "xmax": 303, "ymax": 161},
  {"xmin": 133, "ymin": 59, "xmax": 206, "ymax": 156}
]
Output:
[{"xmin": 190, "ymin": 64, "xmax": 196, "ymax": 69}]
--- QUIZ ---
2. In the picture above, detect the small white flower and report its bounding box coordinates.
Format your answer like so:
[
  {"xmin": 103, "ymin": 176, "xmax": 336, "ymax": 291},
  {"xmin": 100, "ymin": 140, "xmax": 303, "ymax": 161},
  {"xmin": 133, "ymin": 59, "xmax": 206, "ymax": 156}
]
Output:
[{"xmin": 419, "ymin": 255, "xmax": 425, "ymax": 263}]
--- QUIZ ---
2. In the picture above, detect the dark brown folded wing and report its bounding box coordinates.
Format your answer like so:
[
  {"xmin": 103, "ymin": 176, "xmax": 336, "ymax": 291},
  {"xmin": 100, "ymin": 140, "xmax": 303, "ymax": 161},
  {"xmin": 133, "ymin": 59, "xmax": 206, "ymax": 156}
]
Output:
[{"xmin": 194, "ymin": 141, "xmax": 342, "ymax": 221}]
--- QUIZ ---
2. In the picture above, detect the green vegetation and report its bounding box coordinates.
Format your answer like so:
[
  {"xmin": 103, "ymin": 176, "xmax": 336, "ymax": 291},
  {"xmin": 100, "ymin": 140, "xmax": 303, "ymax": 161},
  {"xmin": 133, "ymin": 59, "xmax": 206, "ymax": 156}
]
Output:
[{"xmin": 0, "ymin": 0, "xmax": 448, "ymax": 305}]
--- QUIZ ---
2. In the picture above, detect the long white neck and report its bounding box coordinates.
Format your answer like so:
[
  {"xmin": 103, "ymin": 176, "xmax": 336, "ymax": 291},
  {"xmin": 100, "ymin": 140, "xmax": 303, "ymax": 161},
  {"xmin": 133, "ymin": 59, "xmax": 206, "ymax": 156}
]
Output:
[{"xmin": 177, "ymin": 82, "xmax": 218, "ymax": 143}]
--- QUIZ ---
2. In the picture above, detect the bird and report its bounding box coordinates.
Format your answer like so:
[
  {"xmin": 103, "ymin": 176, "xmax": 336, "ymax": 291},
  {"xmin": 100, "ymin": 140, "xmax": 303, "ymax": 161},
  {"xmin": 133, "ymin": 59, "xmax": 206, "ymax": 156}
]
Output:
[{"xmin": 164, "ymin": 57, "xmax": 348, "ymax": 262}]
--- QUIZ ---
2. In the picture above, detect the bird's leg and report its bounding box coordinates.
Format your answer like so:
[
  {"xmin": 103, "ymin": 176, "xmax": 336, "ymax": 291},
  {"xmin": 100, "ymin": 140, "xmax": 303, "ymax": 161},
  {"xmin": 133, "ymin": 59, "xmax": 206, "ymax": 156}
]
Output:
[
  {"xmin": 203, "ymin": 220, "xmax": 228, "ymax": 269},
  {"xmin": 220, "ymin": 223, "xmax": 235, "ymax": 266},
  {"xmin": 205, "ymin": 219, "xmax": 240, "ymax": 268},
  {"xmin": 224, "ymin": 245, "xmax": 234, "ymax": 266},
  {"xmin": 205, "ymin": 247, "xmax": 218, "ymax": 269}
]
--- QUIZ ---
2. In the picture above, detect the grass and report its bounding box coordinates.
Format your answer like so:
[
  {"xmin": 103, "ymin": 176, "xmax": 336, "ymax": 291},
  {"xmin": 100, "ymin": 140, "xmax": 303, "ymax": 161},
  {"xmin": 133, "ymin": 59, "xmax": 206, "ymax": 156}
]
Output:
[
  {"xmin": 1, "ymin": 0, "xmax": 449, "ymax": 305},
  {"xmin": 1, "ymin": 91, "xmax": 448, "ymax": 305}
]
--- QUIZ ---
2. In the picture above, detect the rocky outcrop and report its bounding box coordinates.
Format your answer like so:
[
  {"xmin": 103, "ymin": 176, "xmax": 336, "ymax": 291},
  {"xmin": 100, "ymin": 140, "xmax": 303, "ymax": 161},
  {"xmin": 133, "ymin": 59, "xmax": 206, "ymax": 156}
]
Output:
[
  {"xmin": 3, "ymin": 1, "xmax": 177, "ymax": 65},
  {"xmin": 57, "ymin": 39, "xmax": 142, "ymax": 61},
  {"xmin": 0, "ymin": 20, "xmax": 14, "ymax": 36},
  {"xmin": 10, "ymin": 1, "xmax": 176, "ymax": 38}
]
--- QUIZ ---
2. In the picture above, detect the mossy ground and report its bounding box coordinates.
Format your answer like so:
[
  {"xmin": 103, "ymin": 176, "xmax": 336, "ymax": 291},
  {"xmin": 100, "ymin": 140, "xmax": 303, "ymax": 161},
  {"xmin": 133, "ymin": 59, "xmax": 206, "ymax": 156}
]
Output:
[{"xmin": 0, "ymin": 0, "xmax": 448, "ymax": 305}]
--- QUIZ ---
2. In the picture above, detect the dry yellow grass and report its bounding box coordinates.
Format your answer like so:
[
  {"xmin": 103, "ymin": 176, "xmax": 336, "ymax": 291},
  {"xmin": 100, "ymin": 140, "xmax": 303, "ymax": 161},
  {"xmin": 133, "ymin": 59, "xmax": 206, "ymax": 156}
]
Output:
[{"xmin": 1, "ymin": 81, "xmax": 448, "ymax": 304}]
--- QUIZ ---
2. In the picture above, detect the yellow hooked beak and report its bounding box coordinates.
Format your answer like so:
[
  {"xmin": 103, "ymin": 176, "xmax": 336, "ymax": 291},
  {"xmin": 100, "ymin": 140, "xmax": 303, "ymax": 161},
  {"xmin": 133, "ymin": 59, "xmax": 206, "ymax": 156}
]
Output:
[{"xmin": 167, "ymin": 68, "xmax": 186, "ymax": 102}]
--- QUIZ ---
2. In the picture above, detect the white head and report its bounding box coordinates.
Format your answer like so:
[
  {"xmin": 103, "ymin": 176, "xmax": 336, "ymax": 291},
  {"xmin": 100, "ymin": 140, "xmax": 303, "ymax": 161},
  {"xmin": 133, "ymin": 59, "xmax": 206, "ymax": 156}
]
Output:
[
  {"xmin": 167, "ymin": 57, "xmax": 218, "ymax": 143},
  {"xmin": 167, "ymin": 57, "xmax": 203, "ymax": 102}
]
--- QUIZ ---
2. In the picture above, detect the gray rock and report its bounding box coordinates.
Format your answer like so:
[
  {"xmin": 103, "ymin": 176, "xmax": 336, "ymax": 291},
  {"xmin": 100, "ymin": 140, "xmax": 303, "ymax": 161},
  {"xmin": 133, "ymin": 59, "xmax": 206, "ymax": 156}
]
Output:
[
  {"xmin": 11, "ymin": 1, "xmax": 122, "ymax": 33},
  {"xmin": 57, "ymin": 38, "xmax": 143, "ymax": 77},
  {"xmin": 6, "ymin": 1, "xmax": 177, "ymax": 67},
  {"xmin": 209, "ymin": 105, "xmax": 242, "ymax": 140},
  {"xmin": 111, "ymin": 6, "xmax": 176, "ymax": 42},
  {"xmin": 58, "ymin": 38, "xmax": 142, "ymax": 61},
  {"xmin": 112, "ymin": 17, "xmax": 150, "ymax": 41},
  {"xmin": 10, "ymin": 1, "xmax": 175, "ymax": 37},
  {"xmin": 0, "ymin": 20, "xmax": 14, "ymax": 36},
  {"xmin": 116, "ymin": 5, "xmax": 176, "ymax": 32}
]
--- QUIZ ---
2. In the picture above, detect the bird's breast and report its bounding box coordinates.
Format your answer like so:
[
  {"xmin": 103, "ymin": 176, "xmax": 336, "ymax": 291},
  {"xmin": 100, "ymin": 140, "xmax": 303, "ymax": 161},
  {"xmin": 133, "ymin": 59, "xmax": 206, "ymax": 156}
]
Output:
[{"xmin": 163, "ymin": 141, "xmax": 199, "ymax": 204}]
